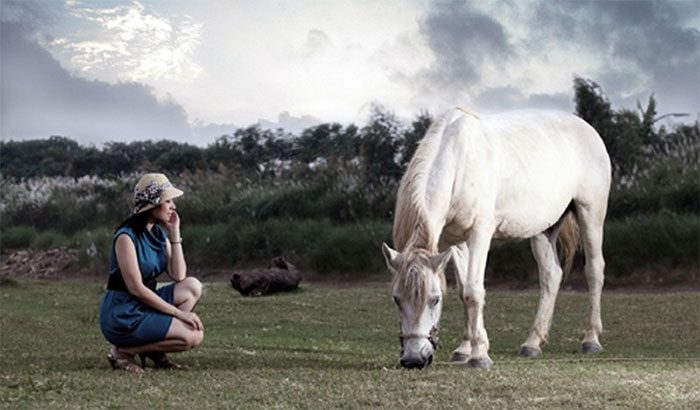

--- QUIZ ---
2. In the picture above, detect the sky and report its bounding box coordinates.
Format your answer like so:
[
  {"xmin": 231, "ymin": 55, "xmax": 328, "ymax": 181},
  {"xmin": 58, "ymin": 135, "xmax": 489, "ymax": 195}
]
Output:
[{"xmin": 1, "ymin": 0, "xmax": 699, "ymax": 146}]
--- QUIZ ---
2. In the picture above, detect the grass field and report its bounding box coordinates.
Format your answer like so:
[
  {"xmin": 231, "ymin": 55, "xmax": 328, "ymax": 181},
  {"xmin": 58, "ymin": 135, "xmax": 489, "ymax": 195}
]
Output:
[{"xmin": 1, "ymin": 278, "xmax": 698, "ymax": 409}]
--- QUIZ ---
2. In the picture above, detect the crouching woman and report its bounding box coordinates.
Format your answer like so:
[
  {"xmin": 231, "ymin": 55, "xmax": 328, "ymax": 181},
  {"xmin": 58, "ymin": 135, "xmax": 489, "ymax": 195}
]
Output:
[{"xmin": 99, "ymin": 173, "xmax": 204, "ymax": 373}]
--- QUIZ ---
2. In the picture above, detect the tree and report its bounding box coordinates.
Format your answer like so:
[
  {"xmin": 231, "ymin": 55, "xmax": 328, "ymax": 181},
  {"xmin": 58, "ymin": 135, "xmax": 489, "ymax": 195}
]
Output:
[
  {"xmin": 400, "ymin": 110, "xmax": 432, "ymax": 170},
  {"xmin": 574, "ymin": 77, "xmax": 613, "ymax": 135},
  {"xmin": 295, "ymin": 123, "xmax": 337, "ymax": 163},
  {"xmin": 359, "ymin": 104, "xmax": 403, "ymax": 184},
  {"xmin": 574, "ymin": 77, "xmax": 651, "ymax": 182},
  {"xmin": 1, "ymin": 136, "xmax": 85, "ymax": 178}
]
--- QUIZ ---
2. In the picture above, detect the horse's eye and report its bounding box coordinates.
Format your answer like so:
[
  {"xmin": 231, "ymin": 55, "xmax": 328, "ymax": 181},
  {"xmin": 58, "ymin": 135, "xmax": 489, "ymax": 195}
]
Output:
[
  {"xmin": 393, "ymin": 296, "xmax": 400, "ymax": 307},
  {"xmin": 430, "ymin": 296, "xmax": 441, "ymax": 307}
]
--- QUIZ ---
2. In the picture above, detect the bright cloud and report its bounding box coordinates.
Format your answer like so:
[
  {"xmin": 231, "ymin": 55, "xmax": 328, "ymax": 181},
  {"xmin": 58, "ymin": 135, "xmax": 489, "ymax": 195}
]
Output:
[{"xmin": 48, "ymin": 1, "xmax": 202, "ymax": 83}]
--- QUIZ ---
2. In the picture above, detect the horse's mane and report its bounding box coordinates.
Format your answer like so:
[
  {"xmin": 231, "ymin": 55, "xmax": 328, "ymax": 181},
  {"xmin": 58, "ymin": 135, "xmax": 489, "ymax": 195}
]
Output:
[
  {"xmin": 394, "ymin": 250, "xmax": 432, "ymax": 317},
  {"xmin": 393, "ymin": 109, "xmax": 462, "ymax": 253}
]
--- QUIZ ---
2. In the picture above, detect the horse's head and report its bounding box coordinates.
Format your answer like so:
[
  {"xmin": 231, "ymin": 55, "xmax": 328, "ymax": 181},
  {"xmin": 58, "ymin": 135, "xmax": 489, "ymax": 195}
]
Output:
[{"xmin": 382, "ymin": 243, "xmax": 455, "ymax": 369}]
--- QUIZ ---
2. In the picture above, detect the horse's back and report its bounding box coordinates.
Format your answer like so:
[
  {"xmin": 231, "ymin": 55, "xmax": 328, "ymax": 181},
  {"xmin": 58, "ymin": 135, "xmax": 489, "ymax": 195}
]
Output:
[
  {"xmin": 473, "ymin": 110, "xmax": 610, "ymax": 189},
  {"xmin": 445, "ymin": 110, "xmax": 611, "ymax": 239},
  {"xmin": 481, "ymin": 110, "xmax": 606, "ymax": 159}
]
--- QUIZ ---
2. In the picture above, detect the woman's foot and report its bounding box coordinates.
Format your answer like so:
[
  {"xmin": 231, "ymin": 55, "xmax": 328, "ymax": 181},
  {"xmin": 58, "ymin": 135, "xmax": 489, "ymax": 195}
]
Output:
[
  {"xmin": 139, "ymin": 352, "xmax": 183, "ymax": 370},
  {"xmin": 108, "ymin": 346, "xmax": 145, "ymax": 374}
]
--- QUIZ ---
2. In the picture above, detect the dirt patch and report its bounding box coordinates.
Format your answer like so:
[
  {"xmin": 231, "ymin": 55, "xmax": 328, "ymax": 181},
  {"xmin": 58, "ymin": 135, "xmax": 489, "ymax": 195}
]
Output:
[{"xmin": 0, "ymin": 247, "xmax": 78, "ymax": 280}]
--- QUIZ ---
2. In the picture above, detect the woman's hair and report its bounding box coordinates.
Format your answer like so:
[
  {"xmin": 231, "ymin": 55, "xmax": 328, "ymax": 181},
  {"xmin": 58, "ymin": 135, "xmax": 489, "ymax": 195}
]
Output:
[{"xmin": 115, "ymin": 211, "xmax": 151, "ymax": 233}]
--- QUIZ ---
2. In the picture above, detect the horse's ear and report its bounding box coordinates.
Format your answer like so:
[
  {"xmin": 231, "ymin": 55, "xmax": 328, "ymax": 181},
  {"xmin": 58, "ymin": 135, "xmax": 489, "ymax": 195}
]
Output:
[{"xmin": 382, "ymin": 243, "xmax": 402, "ymax": 272}]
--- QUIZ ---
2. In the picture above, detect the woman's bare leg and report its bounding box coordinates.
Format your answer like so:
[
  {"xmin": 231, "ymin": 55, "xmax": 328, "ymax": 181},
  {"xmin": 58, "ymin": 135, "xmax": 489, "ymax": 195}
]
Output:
[
  {"xmin": 173, "ymin": 277, "xmax": 203, "ymax": 312},
  {"xmin": 112, "ymin": 277, "xmax": 204, "ymax": 367},
  {"xmin": 119, "ymin": 316, "xmax": 204, "ymax": 355}
]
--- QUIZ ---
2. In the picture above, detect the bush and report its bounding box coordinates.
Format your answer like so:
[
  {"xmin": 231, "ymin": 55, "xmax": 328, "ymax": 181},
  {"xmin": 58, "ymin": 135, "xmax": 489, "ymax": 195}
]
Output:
[
  {"xmin": 72, "ymin": 228, "xmax": 114, "ymax": 275},
  {"xmin": 609, "ymin": 176, "xmax": 700, "ymax": 218},
  {"xmin": 181, "ymin": 219, "xmax": 392, "ymax": 274},
  {"xmin": 1, "ymin": 226, "xmax": 37, "ymax": 249},
  {"xmin": 30, "ymin": 231, "xmax": 70, "ymax": 250},
  {"xmin": 484, "ymin": 213, "xmax": 699, "ymax": 282},
  {"xmin": 487, "ymin": 240, "xmax": 535, "ymax": 282},
  {"xmin": 309, "ymin": 221, "xmax": 392, "ymax": 274},
  {"xmin": 3, "ymin": 212, "xmax": 697, "ymax": 282},
  {"xmin": 603, "ymin": 213, "xmax": 699, "ymax": 278},
  {"xmin": 186, "ymin": 223, "xmax": 242, "ymax": 267}
]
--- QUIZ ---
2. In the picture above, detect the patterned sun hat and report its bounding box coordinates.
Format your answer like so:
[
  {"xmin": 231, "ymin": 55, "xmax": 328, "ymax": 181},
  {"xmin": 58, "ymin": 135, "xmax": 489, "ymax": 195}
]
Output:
[{"xmin": 132, "ymin": 173, "xmax": 184, "ymax": 214}]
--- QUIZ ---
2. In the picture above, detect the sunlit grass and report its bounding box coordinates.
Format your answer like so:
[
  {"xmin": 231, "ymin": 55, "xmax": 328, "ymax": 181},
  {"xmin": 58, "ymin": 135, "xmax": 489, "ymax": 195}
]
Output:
[{"xmin": 1, "ymin": 280, "xmax": 698, "ymax": 408}]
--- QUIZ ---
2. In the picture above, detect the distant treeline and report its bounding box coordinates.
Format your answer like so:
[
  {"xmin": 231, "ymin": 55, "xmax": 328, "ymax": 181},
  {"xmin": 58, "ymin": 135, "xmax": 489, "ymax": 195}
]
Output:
[
  {"xmin": 1, "ymin": 78, "xmax": 698, "ymax": 279},
  {"xmin": 0, "ymin": 105, "xmax": 428, "ymax": 188},
  {"xmin": 2, "ymin": 77, "xmax": 698, "ymax": 217}
]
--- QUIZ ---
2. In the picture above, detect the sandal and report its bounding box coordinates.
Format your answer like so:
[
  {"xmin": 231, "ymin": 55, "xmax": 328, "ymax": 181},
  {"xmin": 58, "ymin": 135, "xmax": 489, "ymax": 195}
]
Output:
[
  {"xmin": 108, "ymin": 346, "xmax": 145, "ymax": 374},
  {"xmin": 138, "ymin": 352, "xmax": 183, "ymax": 370}
]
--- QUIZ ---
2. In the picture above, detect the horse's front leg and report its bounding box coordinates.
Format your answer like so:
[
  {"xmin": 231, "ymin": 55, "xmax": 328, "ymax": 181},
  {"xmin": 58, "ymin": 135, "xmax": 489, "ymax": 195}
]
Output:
[
  {"xmin": 519, "ymin": 233, "xmax": 563, "ymax": 357},
  {"xmin": 449, "ymin": 243, "xmax": 472, "ymax": 363},
  {"xmin": 463, "ymin": 230, "xmax": 494, "ymax": 369}
]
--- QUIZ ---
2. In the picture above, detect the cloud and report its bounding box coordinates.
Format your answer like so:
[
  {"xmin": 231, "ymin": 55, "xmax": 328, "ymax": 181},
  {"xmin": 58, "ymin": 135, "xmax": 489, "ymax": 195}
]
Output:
[
  {"xmin": 529, "ymin": 0, "xmax": 699, "ymax": 114},
  {"xmin": 0, "ymin": 0, "xmax": 60, "ymax": 30},
  {"xmin": 48, "ymin": 1, "xmax": 202, "ymax": 83},
  {"xmin": 415, "ymin": 0, "xmax": 512, "ymax": 98},
  {"xmin": 191, "ymin": 120, "xmax": 237, "ymax": 142},
  {"xmin": 473, "ymin": 87, "xmax": 571, "ymax": 112},
  {"xmin": 408, "ymin": 0, "xmax": 698, "ymax": 116},
  {"xmin": 258, "ymin": 111, "xmax": 321, "ymax": 135},
  {"xmin": 1, "ymin": 22, "xmax": 193, "ymax": 145},
  {"xmin": 301, "ymin": 29, "xmax": 333, "ymax": 58}
]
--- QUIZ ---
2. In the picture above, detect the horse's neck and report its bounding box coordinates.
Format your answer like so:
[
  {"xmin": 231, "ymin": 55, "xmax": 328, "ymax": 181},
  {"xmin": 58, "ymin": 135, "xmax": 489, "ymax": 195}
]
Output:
[
  {"xmin": 394, "ymin": 111, "xmax": 463, "ymax": 252},
  {"xmin": 394, "ymin": 187, "xmax": 437, "ymax": 252}
]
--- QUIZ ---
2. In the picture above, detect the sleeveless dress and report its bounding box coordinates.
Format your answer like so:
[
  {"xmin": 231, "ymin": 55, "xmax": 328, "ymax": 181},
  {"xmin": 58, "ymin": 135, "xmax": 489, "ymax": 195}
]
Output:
[{"xmin": 99, "ymin": 225, "xmax": 176, "ymax": 347}]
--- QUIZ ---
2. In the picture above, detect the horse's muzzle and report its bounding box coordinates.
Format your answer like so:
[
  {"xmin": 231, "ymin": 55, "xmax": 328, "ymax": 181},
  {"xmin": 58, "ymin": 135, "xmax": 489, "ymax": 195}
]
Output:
[{"xmin": 400, "ymin": 353, "xmax": 433, "ymax": 369}]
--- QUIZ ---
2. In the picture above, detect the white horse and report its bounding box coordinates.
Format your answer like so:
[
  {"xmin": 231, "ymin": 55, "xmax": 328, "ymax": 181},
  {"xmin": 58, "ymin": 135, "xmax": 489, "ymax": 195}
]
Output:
[{"xmin": 382, "ymin": 108, "xmax": 611, "ymax": 369}]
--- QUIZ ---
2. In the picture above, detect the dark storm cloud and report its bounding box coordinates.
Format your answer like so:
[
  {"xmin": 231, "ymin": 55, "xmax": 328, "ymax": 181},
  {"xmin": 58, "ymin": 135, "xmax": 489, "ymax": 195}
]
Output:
[
  {"xmin": 532, "ymin": 1, "xmax": 699, "ymax": 76},
  {"xmin": 416, "ymin": 0, "xmax": 699, "ymax": 115},
  {"xmin": 532, "ymin": 0, "xmax": 699, "ymax": 114},
  {"xmin": 416, "ymin": 0, "xmax": 512, "ymax": 91},
  {"xmin": 0, "ymin": 22, "xmax": 193, "ymax": 145}
]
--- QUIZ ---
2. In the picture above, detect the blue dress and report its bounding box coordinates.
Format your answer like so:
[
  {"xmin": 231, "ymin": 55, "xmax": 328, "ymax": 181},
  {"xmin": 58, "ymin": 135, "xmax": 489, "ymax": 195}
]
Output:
[{"xmin": 99, "ymin": 225, "xmax": 176, "ymax": 347}]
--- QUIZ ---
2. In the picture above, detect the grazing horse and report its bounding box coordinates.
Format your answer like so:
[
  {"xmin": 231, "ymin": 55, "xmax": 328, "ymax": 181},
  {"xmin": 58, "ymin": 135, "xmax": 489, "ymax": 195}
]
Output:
[{"xmin": 382, "ymin": 108, "xmax": 611, "ymax": 369}]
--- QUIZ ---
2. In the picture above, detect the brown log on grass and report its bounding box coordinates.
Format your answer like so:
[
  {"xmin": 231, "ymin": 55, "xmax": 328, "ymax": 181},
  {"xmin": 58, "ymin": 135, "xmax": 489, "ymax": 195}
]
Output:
[{"xmin": 230, "ymin": 256, "xmax": 302, "ymax": 296}]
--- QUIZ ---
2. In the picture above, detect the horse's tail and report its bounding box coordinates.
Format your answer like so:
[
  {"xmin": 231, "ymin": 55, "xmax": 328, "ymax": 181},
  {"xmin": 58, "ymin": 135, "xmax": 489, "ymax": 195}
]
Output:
[{"xmin": 558, "ymin": 212, "xmax": 581, "ymax": 275}]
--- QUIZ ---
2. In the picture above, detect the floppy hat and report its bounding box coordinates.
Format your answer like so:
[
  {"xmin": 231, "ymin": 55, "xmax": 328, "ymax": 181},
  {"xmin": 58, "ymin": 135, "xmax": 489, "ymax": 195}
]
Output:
[{"xmin": 132, "ymin": 173, "xmax": 184, "ymax": 214}]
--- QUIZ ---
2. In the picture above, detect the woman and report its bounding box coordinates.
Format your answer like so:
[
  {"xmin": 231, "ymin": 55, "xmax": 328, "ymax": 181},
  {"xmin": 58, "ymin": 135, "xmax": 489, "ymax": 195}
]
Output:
[{"xmin": 99, "ymin": 173, "xmax": 204, "ymax": 373}]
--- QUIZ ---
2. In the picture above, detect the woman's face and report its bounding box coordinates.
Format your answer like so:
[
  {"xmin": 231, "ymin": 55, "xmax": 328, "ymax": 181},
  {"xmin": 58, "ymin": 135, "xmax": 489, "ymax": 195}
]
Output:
[{"xmin": 150, "ymin": 199, "xmax": 176, "ymax": 224}]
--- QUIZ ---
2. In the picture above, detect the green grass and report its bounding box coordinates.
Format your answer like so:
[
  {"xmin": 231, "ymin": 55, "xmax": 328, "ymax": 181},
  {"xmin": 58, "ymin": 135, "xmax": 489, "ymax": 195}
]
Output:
[{"xmin": 1, "ymin": 280, "xmax": 698, "ymax": 408}]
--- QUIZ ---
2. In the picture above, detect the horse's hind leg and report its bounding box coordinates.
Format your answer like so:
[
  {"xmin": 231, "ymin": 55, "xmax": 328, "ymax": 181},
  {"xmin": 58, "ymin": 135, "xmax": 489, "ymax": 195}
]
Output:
[
  {"xmin": 575, "ymin": 202, "xmax": 606, "ymax": 354},
  {"xmin": 519, "ymin": 229, "xmax": 564, "ymax": 357}
]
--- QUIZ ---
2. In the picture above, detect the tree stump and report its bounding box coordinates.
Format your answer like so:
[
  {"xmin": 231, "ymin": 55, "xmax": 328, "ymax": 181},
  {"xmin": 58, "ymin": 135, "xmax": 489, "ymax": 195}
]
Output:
[{"xmin": 230, "ymin": 256, "xmax": 302, "ymax": 296}]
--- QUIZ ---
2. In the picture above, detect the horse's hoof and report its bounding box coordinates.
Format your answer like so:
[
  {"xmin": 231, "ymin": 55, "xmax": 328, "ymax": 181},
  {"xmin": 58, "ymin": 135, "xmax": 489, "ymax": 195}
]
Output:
[
  {"xmin": 450, "ymin": 352, "xmax": 469, "ymax": 363},
  {"xmin": 467, "ymin": 357, "xmax": 493, "ymax": 369},
  {"xmin": 518, "ymin": 346, "xmax": 541, "ymax": 358},
  {"xmin": 581, "ymin": 342, "xmax": 603, "ymax": 354}
]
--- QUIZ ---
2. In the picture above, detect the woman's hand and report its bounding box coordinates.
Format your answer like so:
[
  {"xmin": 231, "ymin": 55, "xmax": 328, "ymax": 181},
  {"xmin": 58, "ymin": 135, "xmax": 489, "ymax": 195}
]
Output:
[
  {"xmin": 166, "ymin": 210, "xmax": 181, "ymax": 239},
  {"xmin": 176, "ymin": 310, "xmax": 204, "ymax": 331}
]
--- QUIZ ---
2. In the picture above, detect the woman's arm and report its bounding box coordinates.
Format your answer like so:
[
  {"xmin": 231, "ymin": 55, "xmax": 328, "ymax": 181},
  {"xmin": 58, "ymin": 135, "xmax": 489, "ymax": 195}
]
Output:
[
  {"xmin": 116, "ymin": 234, "xmax": 201, "ymax": 330},
  {"xmin": 165, "ymin": 211, "xmax": 187, "ymax": 282}
]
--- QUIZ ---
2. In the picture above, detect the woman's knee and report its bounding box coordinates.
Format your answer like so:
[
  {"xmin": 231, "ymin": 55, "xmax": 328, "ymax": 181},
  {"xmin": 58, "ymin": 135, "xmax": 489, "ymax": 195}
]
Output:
[
  {"xmin": 184, "ymin": 329, "xmax": 204, "ymax": 349},
  {"xmin": 185, "ymin": 277, "xmax": 203, "ymax": 300}
]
